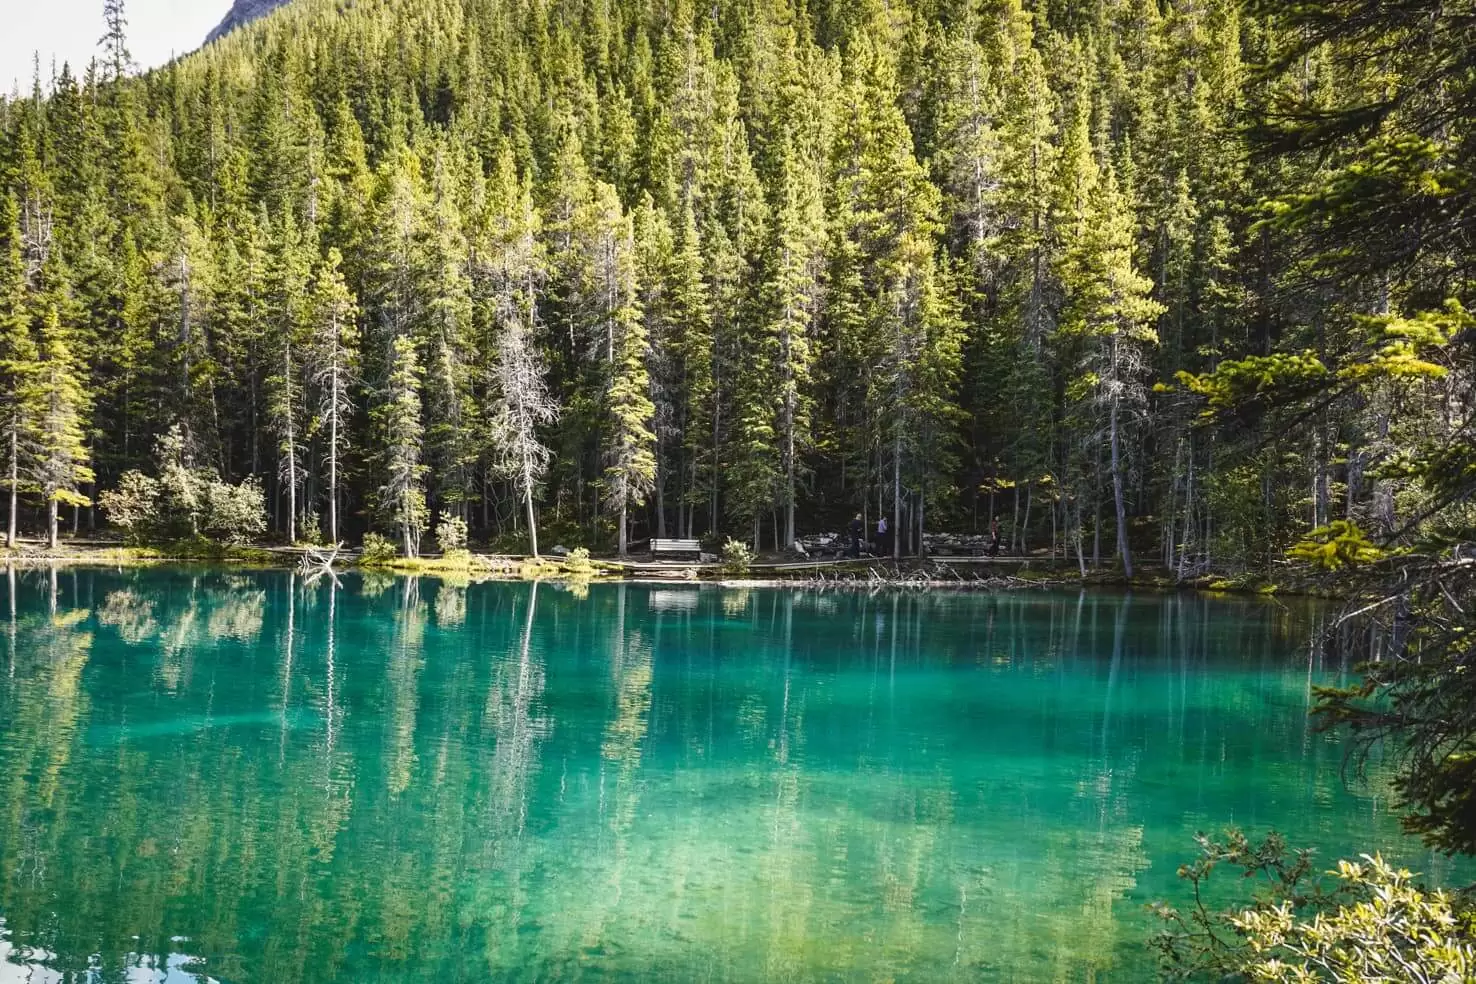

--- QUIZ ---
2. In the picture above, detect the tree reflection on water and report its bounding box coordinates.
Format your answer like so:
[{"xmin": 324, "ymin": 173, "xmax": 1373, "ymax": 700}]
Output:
[{"xmin": 0, "ymin": 568, "xmax": 1444, "ymax": 983}]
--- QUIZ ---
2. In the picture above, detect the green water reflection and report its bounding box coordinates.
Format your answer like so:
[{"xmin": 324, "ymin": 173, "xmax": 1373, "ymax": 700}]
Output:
[{"xmin": 0, "ymin": 569, "xmax": 1462, "ymax": 982}]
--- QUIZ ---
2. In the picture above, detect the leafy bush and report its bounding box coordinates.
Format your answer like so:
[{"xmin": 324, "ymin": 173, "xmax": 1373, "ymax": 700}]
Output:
[
  {"xmin": 298, "ymin": 510, "xmax": 324, "ymax": 546},
  {"xmin": 358, "ymin": 532, "xmax": 399, "ymax": 566},
  {"xmin": 565, "ymin": 546, "xmax": 593, "ymax": 575},
  {"xmin": 1288, "ymin": 520, "xmax": 1384, "ymax": 570},
  {"xmin": 201, "ymin": 476, "xmax": 267, "ymax": 545},
  {"xmin": 98, "ymin": 427, "xmax": 266, "ymax": 545},
  {"xmin": 97, "ymin": 472, "xmax": 163, "ymax": 544},
  {"xmin": 720, "ymin": 538, "xmax": 754, "ymax": 575},
  {"xmin": 436, "ymin": 515, "xmax": 468, "ymax": 553},
  {"xmin": 1232, "ymin": 855, "xmax": 1475, "ymax": 983},
  {"xmin": 1152, "ymin": 830, "xmax": 1476, "ymax": 982}
]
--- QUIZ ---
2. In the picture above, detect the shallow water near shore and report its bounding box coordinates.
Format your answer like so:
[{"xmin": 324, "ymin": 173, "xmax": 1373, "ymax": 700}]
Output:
[{"xmin": 0, "ymin": 567, "xmax": 1463, "ymax": 982}]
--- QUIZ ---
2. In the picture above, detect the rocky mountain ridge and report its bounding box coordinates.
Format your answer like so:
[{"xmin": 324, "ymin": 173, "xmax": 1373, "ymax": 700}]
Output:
[{"xmin": 206, "ymin": 0, "xmax": 293, "ymax": 44}]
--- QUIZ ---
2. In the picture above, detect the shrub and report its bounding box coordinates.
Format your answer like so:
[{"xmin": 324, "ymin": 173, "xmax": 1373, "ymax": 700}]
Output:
[
  {"xmin": 720, "ymin": 538, "xmax": 754, "ymax": 575},
  {"xmin": 201, "ymin": 476, "xmax": 267, "ymax": 545},
  {"xmin": 298, "ymin": 510, "xmax": 324, "ymax": 546},
  {"xmin": 1232, "ymin": 855, "xmax": 1475, "ymax": 983},
  {"xmin": 98, "ymin": 430, "xmax": 266, "ymax": 546},
  {"xmin": 1152, "ymin": 830, "xmax": 1476, "ymax": 982},
  {"xmin": 359, "ymin": 532, "xmax": 399, "ymax": 566},
  {"xmin": 565, "ymin": 546, "xmax": 593, "ymax": 575},
  {"xmin": 97, "ymin": 471, "xmax": 164, "ymax": 544},
  {"xmin": 436, "ymin": 515, "xmax": 469, "ymax": 553}
]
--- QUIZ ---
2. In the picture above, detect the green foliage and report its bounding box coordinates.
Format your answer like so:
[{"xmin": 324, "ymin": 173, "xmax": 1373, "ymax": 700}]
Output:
[
  {"xmin": 0, "ymin": 0, "xmax": 1468, "ymax": 594},
  {"xmin": 1153, "ymin": 830, "xmax": 1476, "ymax": 982},
  {"xmin": 435, "ymin": 515, "xmax": 468, "ymax": 553},
  {"xmin": 97, "ymin": 428, "xmax": 265, "ymax": 546},
  {"xmin": 564, "ymin": 547, "xmax": 594, "ymax": 576},
  {"xmin": 199, "ymin": 477, "xmax": 267, "ymax": 546},
  {"xmin": 358, "ymin": 532, "xmax": 399, "ymax": 566},
  {"xmin": 1287, "ymin": 521, "xmax": 1385, "ymax": 571},
  {"xmin": 720, "ymin": 538, "xmax": 755, "ymax": 575},
  {"xmin": 1231, "ymin": 856, "xmax": 1474, "ymax": 983},
  {"xmin": 96, "ymin": 471, "xmax": 161, "ymax": 545},
  {"xmin": 371, "ymin": 336, "xmax": 428, "ymax": 556},
  {"xmin": 1177, "ymin": 353, "xmax": 1331, "ymax": 414}
]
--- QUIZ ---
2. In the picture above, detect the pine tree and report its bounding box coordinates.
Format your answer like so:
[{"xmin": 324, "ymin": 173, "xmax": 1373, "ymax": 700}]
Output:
[
  {"xmin": 422, "ymin": 142, "xmax": 478, "ymax": 522},
  {"xmin": 32, "ymin": 302, "xmax": 94, "ymax": 550},
  {"xmin": 666, "ymin": 202, "xmax": 713, "ymax": 539},
  {"xmin": 99, "ymin": 0, "xmax": 134, "ymax": 83},
  {"xmin": 633, "ymin": 197, "xmax": 678, "ymax": 538},
  {"xmin": 0, "ymin": 0, "xmax": 1465, "ymax": 609},
  {"xmin": 1058, "ymin": 161, "xmax": 1164, "ymax": 577},
  {"xmin": 0, "ymin": 195, "xmax": 39, "ymax": 549},
  {"xmin": 481, "ymin": 153, "xmax": 557, "ymax": 556},
  {"xmin": 373, "ymin": 335, "xmax": 427, "ymax": 557},
  {"xmin": 266, "ymin": 208, "xmax": 313, "ymax": 543},
  {"xmin": 308, "ymin": 248, "xmax": 358, "ymax": 546},
  {"xmin": 765, "ymin": 131, "xmax": 826, "ymax": 548},
  {"xmin": 595, "ymin": 186, "xmax": 656, "ymax": 557}
]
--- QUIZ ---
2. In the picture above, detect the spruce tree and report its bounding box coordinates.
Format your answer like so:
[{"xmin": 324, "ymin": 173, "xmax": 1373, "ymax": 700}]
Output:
[
  {"xmin": 308, "ymin": 248, "xmax": 358, "ymax": 546},
  {"xmin": 1058, "ymin": 162, "xmax": 1164, "ymax": 577},
  {"xmin": 266, "ymin": 208, "xmax": 313, "ymax": 543},
  {"xmin": 764, "ymin": 132, "xmax": 825, "ymax": 548},
  {"xmin": 595, "ymin": 186, "xmax": 656, "ymax": 557},
  {"xmin": 372, "ymin": 335, "xmax": 427, "ymax": 557},
  {"xmin": 32, "ymin": 302, "xmax": 94, "ymax": 550},
  {"xmin": 423, "ymin": 143, "xmax": 478, "ymax": 522},
  {"xmin": 0, "ymin": 196, "xmax": 39, "ymax": 549},
  {"xmin": 481, "ymin": 153, "xmax": 557, "ymax": 556}
]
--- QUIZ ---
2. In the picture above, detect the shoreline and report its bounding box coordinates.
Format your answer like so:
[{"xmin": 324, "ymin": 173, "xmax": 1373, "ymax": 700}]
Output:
[{"xmin": 0, "ymin": 541, "xmax": 1337, "ymax": 599}]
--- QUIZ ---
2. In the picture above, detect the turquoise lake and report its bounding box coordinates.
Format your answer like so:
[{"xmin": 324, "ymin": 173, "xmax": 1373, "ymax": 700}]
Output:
[{"xmin": 0, "ymin": 568, "xmax": 1462, "ymax": 982}]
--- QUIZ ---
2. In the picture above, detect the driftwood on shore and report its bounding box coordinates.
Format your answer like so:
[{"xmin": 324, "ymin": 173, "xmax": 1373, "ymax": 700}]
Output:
[
  {"xmin": 297, "ymin": 543, "xmax": 342, "ymax": 583},
  {"xmin": 722, "ymin": 561, "xmax": 1066, "ymax": 594}
]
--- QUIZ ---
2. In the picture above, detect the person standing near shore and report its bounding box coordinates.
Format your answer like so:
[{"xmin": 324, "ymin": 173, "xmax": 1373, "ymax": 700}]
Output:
[
  {"xmin": 876, "ymin": 515, "xmax": 889, "ymax": 558},
  {"xmin": 848, "ymin": 514, "xmax": 864, "ymax": 558}
]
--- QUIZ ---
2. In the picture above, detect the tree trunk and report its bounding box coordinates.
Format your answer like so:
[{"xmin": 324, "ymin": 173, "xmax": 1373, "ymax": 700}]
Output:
[
  {"xmin": 328, "ymin": 368, "xmax": 340, "ymax": 544},
  {"xmin": 1074, "ymin": 496, "xmax": 1087, "ymax": 577},
  {"xmin": 1049, "ymin": 490, "xmax": 1057, "ymax": 562},
  {"xmin": 401, "ymin": 488, "xmax": 414, "ymax": 558},
  {"xmin": 1164, "ymin": 436, "xmax": 1182, "ymax": 569},
  {"xmin": 892, "ymin": 428, "xmax": 902, "ymax": 560},
  {"xmin": 286, "ymin": 436, "xmax": 297, "ymax": 545},
  {"xmin": 1011, "ymin": 484, "xmax": 1020, "ymax": 555},
  {"xmin": 1110, "ymin": 393, "xmax": 1133, "ymax": 578},
  {"xmin": 1178, "ymin": 437, "xmax": 1195, "ymax": 581},
  {"xmin": 655, "ymin": 475, "xmax": 667, "ymax": 540},
  {"xmin": 7, "ymin": 425, "xmax": 16, "ymax": 549},
  {"xmin": 48, "ymin": 498, "xmax": 59, "ymax": 551},
  {"xmin": 784, "ymin": 392, "xmax": 796, "ymax": 549},
  {"xmin": 1021, "ymin": 484, "xmax": 1032, "ymax": 556},
  {"xmin": 618, "ymin": 501, "xmax": 628, "ymax": 557},
  {"xmin": 917, "ymin": 487, "xmax": 925, "ymax": 558},
  {"xmin": 284, "ymin": 344, "xmax": 297, "ymax": 545},
  {"xmin": 524, "ymin": 456, "xmax": 540, "ymax": 558},
  {"xmin": 1093, "ymin": 450, "xmax": 1103, "ymax": 568}
]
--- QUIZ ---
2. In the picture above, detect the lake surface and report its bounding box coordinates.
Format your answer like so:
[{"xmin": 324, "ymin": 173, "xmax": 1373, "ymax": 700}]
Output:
[{"xmin": 0, "ymin": 568, "xmax": 1461, "ymax": 982}]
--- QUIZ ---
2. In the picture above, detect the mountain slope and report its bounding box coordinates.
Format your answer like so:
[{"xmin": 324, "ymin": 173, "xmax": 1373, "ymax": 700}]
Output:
[
  {"xmin": 205, "ymin": 0, "xmax": 293, "ymax": 43},
  {"xmin": 1, "ymin": 0, "xmax": 1468, "ymax": 593}
]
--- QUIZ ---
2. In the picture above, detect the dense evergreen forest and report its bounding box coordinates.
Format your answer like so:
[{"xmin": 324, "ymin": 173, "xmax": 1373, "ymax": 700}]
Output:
[{"xmin": 0, "ymin": 0, "xmax": 1469, "ymax": 569}]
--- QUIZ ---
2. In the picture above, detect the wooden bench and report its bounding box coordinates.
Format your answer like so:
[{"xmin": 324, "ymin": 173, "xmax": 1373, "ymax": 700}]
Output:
[{"xmin": 651, "ymin": 538, "xmax": 703, "ymax": 560}]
